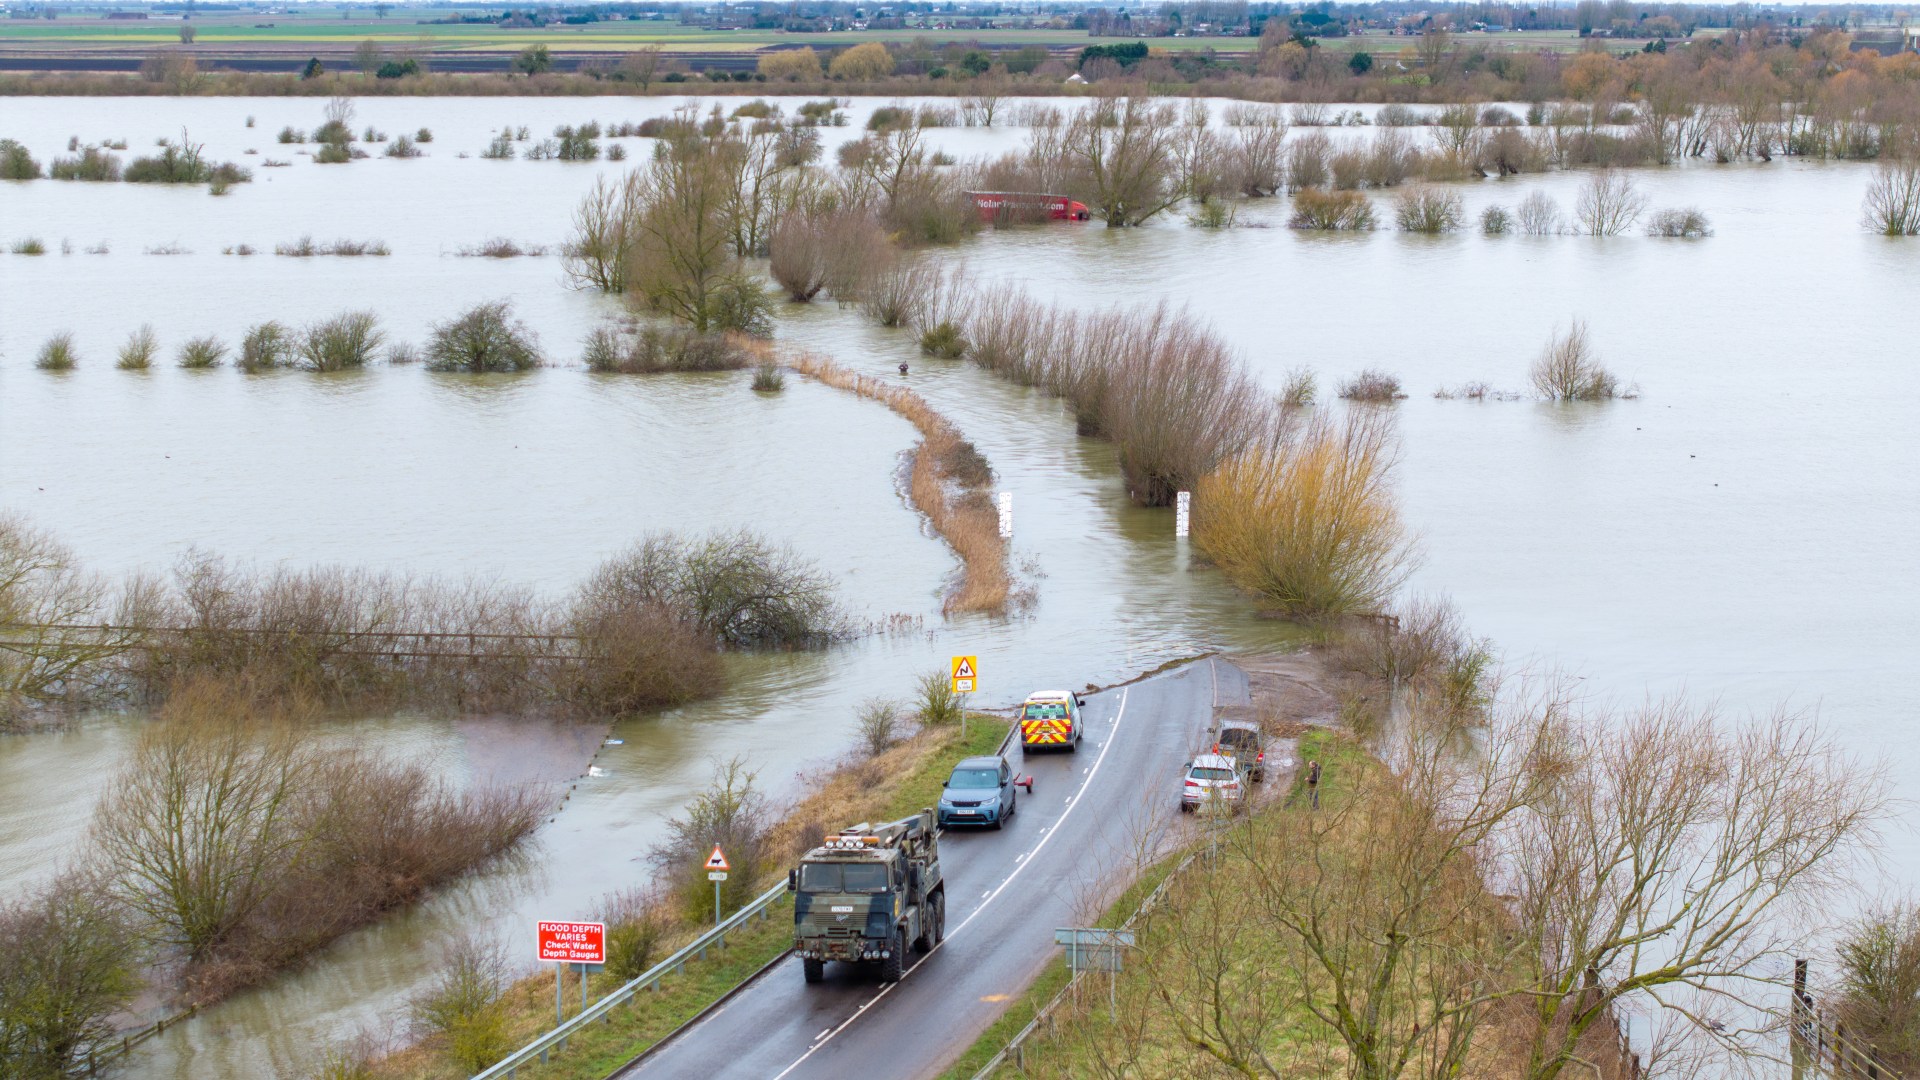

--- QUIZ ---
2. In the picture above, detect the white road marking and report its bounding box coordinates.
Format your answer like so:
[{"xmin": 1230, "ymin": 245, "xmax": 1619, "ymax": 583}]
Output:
[{"xmin": 767, "ymin": 687, "xmax": 1134, "ymax": 1080}]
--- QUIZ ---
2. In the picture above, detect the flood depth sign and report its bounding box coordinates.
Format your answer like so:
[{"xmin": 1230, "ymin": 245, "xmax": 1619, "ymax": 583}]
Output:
[{"xmin": 537, "ymin": 921, "xmax": 606, "ymax": 964}]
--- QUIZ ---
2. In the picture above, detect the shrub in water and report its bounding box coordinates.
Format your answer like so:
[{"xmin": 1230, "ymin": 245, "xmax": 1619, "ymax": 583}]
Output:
[
  {"xmin": 315, "ymin": 142, "xmax": 352, "ymax": 165},
  {"xmin": 9, "ymin": 238, "xmax": 45, "ymax": 255},
  {"xmin": 1480, "ymin": 205, "xmax": 1513, "ymax": 235},
  {"xmin": 415, "ymin": 128, "xmax": 433, "ymax": 143},
  {"xmin": 1338, "ymin": 369, "xmax": 1405, "ymax": 402},
  {"xmin": 424, "ymin": 301, "xmax": 542, "ymax": 373},
  {"xmin": 0, "ymin": 139, "xmax": 41, "ymax": 180},
  {"xmin": 1193, "ymin": 410, "xmax": 1413, "ymax": 619},
  {"xmin": 35, "ymin": 333, "xmax": 78, "ymax": 370},
  {"xmin": 1288, "ymin": 188, "xmax": 1375, "ymax": 230},
  {"xmin": 751, "ymin": 361, "xmax": 784, "ymax": 392},
  {"xmin": 1646, "ymin": 207, "xmax": 1712, "ymax": 238},
  {"xmin": 582, "ymin": 324, "xmax": 752, "ymax": 373},
  {"xmin": 1393, "ymin": 186, "xmax": 1464, "ymax": 233},
  {"xmin": 298, "ymin": 312, "xmax": 383, "ymax": 372},
  {"xmin": 1529, "ymin": 320, "xmax": 1618, "ymax": 401},
  {"xmin": 383, "ymin": 135, "xmax": 420, "ymax": 159},
  {"xmin": 276, "ymin": 126, "xmax": 306, "ymax": 144},
  {"xmin": 117, "ymin": 325, "xmax": 159, "ymax": 370},
  {"xmin": 239, "ymin": 322, "xmax": 294, "ymax": 371},
  {"xmin": 919, "ymin": 321, "xmax": 967, "ymax": 358},
  {"xmin": 176, "ymin": 335, "xmax": 227, "ymax": 369},
  {"xmin": 48, "ymin": 147, "xmax": 121, "ymax": 182}
]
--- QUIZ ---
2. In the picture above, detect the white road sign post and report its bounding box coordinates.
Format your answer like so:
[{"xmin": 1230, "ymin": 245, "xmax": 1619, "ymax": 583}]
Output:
[{"xmin": 705, "ymin": 845, "xmax": 730, "ymax": 926}]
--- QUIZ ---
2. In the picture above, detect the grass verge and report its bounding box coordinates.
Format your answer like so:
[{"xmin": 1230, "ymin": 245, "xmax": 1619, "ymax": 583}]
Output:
[{"xmin": 373, "ymin": 714, "xmax": 1011, "ymax": 1080}]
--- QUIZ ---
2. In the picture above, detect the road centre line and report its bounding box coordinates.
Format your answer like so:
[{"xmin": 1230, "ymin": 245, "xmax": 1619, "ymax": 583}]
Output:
[{"xmin": 766, "ymin": 687, "xmax": 1133, "ymax": 1080}]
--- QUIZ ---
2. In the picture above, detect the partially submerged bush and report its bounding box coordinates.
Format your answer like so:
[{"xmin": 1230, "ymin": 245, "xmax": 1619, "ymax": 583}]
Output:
[
  {"xmin": 1864, "ymin": 158, "xmax": 1920, "ymax": 236},
  {"xmin": 919, "ymin": 321, "xmax": 967, "ymax": 358},
  {"xmin": 118, "ymin": 325, "xmax": 160, "ymax": 370},
  {"xmin": 35, "ymin": 332, "xmax": 77, "ymax": 370},
  {"xmin": 424, "ymin": 300, "xmax": 542, "ymax": 373},
  {"xmin": 1480, "ymin": 204, "xmax": 1513, "ymax": 235},
  {"xmin": 581, "ymin": 323, "xmax": 751, "ymax": 373},
  {"xmin": 239, "ymin": 321, "xmax": 294, "ymax": 372},
  {"xmin": 751, "ymin": 361, "xmax": 784, "ymax": 392},
  {"xmin": 0, "ymin": 138, "xmax": 42, "ymax": 179},
  {"xmin": 1338, "ymin": 369, "xmax": 1405, "ymax": 403},
  {"xmin": 298, "ymin": 312, "xmax": 383, "ymax": 372},
  {"xmin": 1392, "ymin": 186, "xmax": 1464, "ymax": 233},
  {"xmin": 176, "ymin": 335, "xmax": 227, "ymax": 369},
  {"xmin": 1529, "ymin": 319, "xmax": 1618, "ymax": 401},
  {"xmin": 1515, "ymin": 190, "xmax": 1563, "ymax": 235},
  {"xmin": 1289, "ymin": 188, "xmax": 1375, "ymax": 230},
  {"xmin": 93, "ymin": 685, "xmax": 544, "ymax": 999},
  {"xmin": 1193, "ymin": 410, "xmax": 1414, "ymax": 619},
  {"xmin": 572, "ymin": 530, "xmax": 842, "ymax": 649},
  {"xmin": 1574, "ymin": 168, "xmax": 1646, "ymax": 236},
  {"xmin": 1280, "ymin": 367, "xmax": 1317, "ymax": 408},
  {"xmin": 9, "ymin": 238, "xmax": 45, "ymax": 255},
  {"xmin": 1646, "ymin": 207, "xmax": 1712, "ymax": 238},
  {"xmin": 48, "ymin": 146, "xmax": 122, "ymax": 181}
]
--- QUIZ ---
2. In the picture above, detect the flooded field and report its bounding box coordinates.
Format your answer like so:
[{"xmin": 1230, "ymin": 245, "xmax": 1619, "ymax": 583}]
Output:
[{"xmin": 3, "ymin": 95, "xmax": 1917, "ymax": 1076}]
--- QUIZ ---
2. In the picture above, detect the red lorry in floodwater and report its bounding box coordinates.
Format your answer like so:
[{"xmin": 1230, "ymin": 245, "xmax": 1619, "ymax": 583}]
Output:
[{"xmin": 967, "ymin": 191, "xmax": 1092, "ymax": 223}]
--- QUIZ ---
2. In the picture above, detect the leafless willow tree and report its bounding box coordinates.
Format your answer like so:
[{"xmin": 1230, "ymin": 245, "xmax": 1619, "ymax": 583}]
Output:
[
  {"xmin": 1058, "ymin": 96, "xmax": 1185, "ymax": 227},
  {"xmin": 1494, "ymin": 700, "xmax": 1890, "ymax": 1080},
  {"xmin": 1575, "ymin": 169, "xmax": 1647, "ymax": 236},
  {"xmin": 0, "ymin": 513, "xmax": 144, "ymax": 724}
]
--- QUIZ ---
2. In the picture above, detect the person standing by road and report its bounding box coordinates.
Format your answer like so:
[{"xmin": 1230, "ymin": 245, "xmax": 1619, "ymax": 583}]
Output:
[{"xmin": 1306, "ymin": 759, "xmax": 1321, "ymax": 810}]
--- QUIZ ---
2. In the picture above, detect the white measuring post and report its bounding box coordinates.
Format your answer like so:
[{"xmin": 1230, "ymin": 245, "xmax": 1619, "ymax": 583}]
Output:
[
  {"xmin": 997, "ymin": 492, "xmax": 1013, "ymax": 539},
  {"xmin": 1175, "ymin": 491, "xmax": 1191, "ymax": 538}
]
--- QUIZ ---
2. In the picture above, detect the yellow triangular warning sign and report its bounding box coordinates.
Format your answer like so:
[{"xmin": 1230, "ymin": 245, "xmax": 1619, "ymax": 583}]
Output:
[
  {"xmin": 704, "ymin": 845, "xmax": 729, "ymax": 872},
  {"xmin": 952, "ymin": 656, "xmax": 976, "ymax": 679}
]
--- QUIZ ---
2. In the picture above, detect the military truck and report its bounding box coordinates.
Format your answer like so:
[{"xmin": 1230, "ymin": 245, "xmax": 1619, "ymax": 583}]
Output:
[{"xmin": 789, "ymin": 809, "xmax": 946, "ymax": 984}]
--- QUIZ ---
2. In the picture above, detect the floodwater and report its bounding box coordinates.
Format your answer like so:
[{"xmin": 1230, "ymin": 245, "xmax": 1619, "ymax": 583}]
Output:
[{"xmin": 2, "ymin": 95, "xmax": 1916, "ymax": 1076}]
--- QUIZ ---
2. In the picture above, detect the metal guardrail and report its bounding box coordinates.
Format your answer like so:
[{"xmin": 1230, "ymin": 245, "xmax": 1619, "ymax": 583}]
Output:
[
  {"xmin": 471, "ymin": 880, "xmax": 790, "ymax": 1080},
  {"xmin": 969, "ymin": 850, "xmax": 1199, "ymax": 1080}
]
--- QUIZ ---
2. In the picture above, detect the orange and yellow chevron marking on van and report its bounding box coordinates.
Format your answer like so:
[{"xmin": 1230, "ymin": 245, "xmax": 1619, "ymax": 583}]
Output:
[
  {"xmin": 1020, "ymin": 718, "xmax": 1072, "ymax": 745},
  {"xmin": 1017, "ymin": 690, "xmax": 1081, "ymax": 750}
]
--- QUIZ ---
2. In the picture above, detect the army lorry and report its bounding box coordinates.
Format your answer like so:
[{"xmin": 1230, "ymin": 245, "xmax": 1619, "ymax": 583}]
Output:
[{"xmin": 789, "ymin": 809, "xmax": 946, "ymax": 983}]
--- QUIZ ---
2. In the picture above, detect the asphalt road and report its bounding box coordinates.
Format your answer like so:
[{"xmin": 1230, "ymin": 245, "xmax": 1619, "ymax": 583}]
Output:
[{"xmin": 615, "ymin": 657, "xmax": 1250, "ymax": 1080}]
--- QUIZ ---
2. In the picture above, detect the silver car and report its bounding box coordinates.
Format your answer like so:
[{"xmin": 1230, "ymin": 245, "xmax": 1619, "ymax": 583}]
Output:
[{"xmin": 1179, "ymin": 753, "xmax": 1244, "ymax": 812}]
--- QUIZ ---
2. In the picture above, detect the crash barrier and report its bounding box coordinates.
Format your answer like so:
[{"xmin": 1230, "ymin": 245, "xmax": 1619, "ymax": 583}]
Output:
[
  {"xmin": 968, "ymin": 850, "xmax": 1201, "ymax": 1079},
  {"xmin": 470, "ymin": 881, "xmax": 789, "ymax": 1080}
]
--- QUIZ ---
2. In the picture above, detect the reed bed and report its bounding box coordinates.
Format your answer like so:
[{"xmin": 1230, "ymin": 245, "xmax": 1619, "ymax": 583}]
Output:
[{"xmin": 787, "ymin": 351, "xmax": 1009, "ymax": 615}]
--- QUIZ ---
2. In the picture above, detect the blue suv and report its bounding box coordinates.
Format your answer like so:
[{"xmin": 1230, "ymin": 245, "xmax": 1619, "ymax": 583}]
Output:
[{"xmin": 937, "ymin": 755, "xmax": 1031, "ymax": 830}]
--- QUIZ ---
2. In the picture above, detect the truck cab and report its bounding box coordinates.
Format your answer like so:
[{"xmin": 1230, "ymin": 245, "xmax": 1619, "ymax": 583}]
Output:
[
  {"xmin": 790, "ymin": 810, "xmax": 945, "ymax": 984},
  {"xmin": 1018, "ymin": 690, "xmax": 1087, "ymax": 752}
]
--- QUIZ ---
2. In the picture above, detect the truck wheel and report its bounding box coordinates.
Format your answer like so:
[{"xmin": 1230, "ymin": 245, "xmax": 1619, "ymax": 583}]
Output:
[
  {"xmin": 803, "ymin": 958, "xmax": 824, "ymax": 984},
  {"xmin": 880, "ymin": 928, "xmax": 907, "ymax": 982},
  {"xmin": 933, "ymin": 890, "xmax": 946, "ymax": 945}
]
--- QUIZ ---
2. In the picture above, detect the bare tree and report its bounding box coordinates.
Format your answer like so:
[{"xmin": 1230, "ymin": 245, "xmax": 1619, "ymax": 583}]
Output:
[
  {"xmin": 1864, "ymin": 156, "xmax": 1920, "ymax": 235},
  {"xmin": 0, "ymin": 871, "xmax": 141, "ymax": 1076},
  {"xmin": 1529, "ymin": 319, "xmax": 1618, "ymax": 401},
  {"xmin": 1574, "ymin": 168, "xmax": 1647, "ymax": 235},
  {"xmin": 92, "ymin": 685, "xmax": 316, "ymax": 963},
  {"xmin": 0, "ymin": 514, "xmax": 141, "ymax": 724},
  {"xmin": 1495, "ymin": 700, "xmax": 1890, "ymax": 1080},
  {"xmin": 1059, "ymin": 96, "xmax": 1185, "ymax": 227},
  {"xmin": 562, "ymin": 172, "xmax": 642, "ymax": 293}
]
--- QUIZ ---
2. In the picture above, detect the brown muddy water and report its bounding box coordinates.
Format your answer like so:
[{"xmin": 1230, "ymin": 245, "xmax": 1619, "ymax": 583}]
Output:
[{"xmin": 2, "ymin": 96, "xmax": 1917, "ymax": 1077}]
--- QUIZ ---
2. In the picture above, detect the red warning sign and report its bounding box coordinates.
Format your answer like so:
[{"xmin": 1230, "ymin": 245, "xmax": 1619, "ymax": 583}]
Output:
[{"xmin": 537, "ymin": 921, "xmax": 606, "ymax": 964}]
